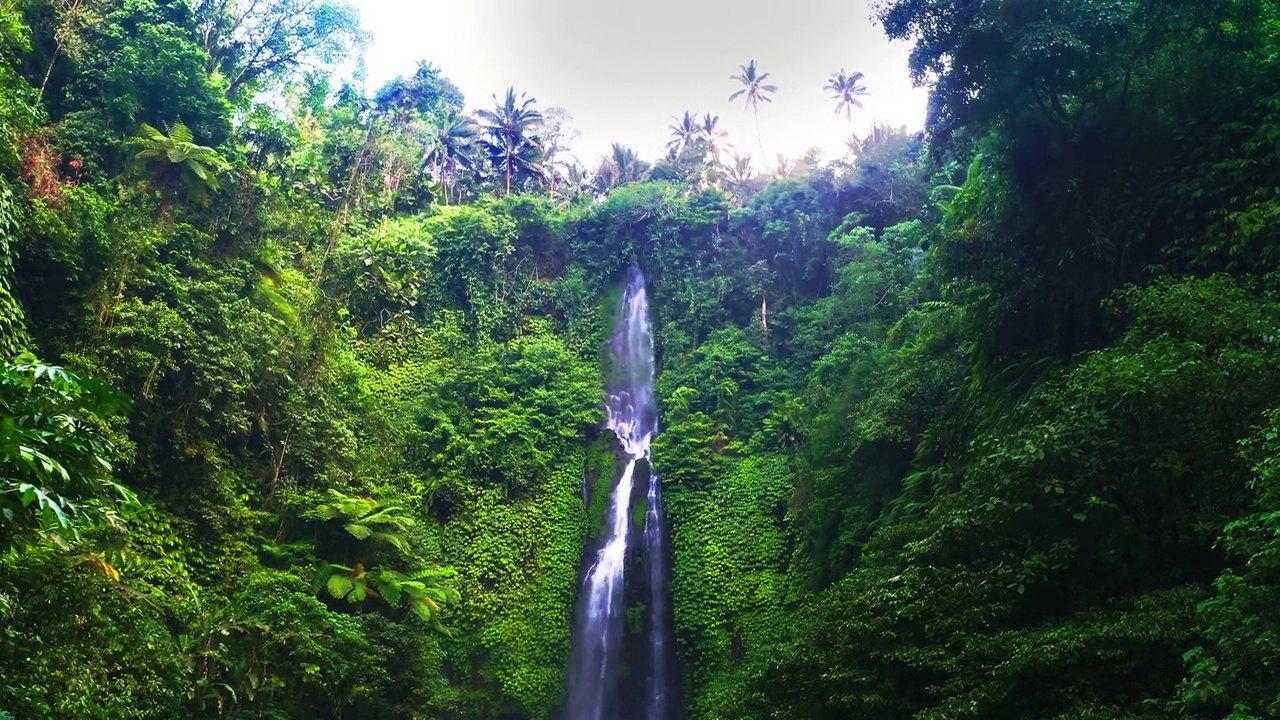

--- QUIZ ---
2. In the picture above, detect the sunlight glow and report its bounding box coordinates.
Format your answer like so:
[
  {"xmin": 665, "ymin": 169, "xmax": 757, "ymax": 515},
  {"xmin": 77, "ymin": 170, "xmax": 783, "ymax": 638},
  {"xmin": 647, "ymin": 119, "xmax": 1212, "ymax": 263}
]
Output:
[{"xmin": 349, "ymin": 0, "xmax": 929, "ymax": 167}]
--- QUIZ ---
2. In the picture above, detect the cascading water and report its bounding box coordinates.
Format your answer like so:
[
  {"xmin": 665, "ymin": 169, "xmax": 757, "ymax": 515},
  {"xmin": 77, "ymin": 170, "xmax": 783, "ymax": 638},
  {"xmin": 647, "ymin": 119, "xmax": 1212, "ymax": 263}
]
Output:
[
  {"xmin": 566, "ymin": 266, "xmax": 679, "ymax": 720},
  {"xmin": 642, "ymin": 451, "xmax": 673, "ymax": 720}
]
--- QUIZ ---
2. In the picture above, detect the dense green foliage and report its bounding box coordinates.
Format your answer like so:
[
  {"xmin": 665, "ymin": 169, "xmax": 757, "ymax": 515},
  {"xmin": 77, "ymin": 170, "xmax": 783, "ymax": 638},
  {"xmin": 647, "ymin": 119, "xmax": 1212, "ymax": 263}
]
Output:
[
  {"xmin": 0, "ymin": 1, "xmax": 607, "ymax": 715},
  {"xmin": 3, "ymin": 0, "xmax": 1280, "ymax": 718},
  {"xmin": 644, "ymin": 2, "xmax": 1280, "ymax": 719}
]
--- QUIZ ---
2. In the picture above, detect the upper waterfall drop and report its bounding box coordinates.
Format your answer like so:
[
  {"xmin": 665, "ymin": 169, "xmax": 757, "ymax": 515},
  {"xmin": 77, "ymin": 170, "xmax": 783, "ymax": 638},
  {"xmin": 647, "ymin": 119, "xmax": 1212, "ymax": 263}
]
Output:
[{"xmin": 605, "ymin": 269, "xmax": 659, "ymax": 453}]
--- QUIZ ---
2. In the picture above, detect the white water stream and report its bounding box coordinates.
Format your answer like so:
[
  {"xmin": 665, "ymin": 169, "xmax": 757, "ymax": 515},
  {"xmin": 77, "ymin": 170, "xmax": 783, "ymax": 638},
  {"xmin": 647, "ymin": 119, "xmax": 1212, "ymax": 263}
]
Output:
[{"xmin": 566, "ymin": 266, "xmax": 675, "ymax": 720}]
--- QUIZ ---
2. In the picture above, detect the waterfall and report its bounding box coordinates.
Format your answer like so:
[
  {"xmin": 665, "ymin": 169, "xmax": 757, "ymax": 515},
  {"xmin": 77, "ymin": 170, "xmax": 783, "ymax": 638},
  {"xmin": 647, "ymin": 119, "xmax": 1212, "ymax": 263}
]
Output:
[
  {"xmin": 566, "ymin": 266, "xmax": 678, "ymax": 720},
  {"xmin": 643, "ymin": 451, "xmax": 672, "ymax": 720}
]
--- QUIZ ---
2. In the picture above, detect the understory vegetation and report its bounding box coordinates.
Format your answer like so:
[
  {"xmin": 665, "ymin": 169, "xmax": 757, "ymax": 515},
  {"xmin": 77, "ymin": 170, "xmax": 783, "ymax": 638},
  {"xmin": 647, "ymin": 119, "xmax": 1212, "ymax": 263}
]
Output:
[{"xmin": 2, "ymin": 0, "xmax": 1280, "ymax": 718}]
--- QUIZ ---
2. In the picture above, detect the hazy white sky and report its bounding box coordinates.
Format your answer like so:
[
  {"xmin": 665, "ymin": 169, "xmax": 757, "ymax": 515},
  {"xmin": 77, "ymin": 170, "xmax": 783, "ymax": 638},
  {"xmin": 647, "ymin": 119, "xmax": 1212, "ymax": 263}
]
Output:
[{"xmin": 350, "ymin": 0, "xmax": 928, "ymax": 168}]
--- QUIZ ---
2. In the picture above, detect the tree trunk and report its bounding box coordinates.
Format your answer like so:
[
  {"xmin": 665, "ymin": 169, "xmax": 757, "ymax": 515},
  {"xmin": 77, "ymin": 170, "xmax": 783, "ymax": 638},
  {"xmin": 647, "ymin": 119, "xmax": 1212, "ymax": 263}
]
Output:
[
  {"xmin": 753, "ymin": 106, "xmax": 764, "ymax": 160},
  {"xmin": 38, "ymin": 45, "xmax": 61, "ymax": 100}
]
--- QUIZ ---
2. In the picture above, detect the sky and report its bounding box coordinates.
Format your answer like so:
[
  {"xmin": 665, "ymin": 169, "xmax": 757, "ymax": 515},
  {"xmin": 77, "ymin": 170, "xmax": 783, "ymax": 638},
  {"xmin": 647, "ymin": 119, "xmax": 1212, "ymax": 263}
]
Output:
[{"xmin": 349, "ymin": 0, "xmax": 929, "ymax": 169}]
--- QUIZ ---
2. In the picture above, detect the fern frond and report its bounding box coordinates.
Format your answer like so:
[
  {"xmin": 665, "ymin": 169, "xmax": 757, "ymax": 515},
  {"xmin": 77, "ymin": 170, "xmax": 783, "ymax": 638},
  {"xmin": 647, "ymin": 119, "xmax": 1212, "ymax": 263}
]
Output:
[
  {"xmin": 169, "ymin": 122, "xmax": 195, "ymax": 145},
  {"xmin": 348, "ymin": 583, "xmax": 367, "ymax": 603},
  {"xmin": 344, "ymin": 522, "xmax": 374, "ymax": 540},
  {"xmin": 378, "ymin": 577, "xmax": 403, "ymax": 607},
  {"xmin": 326, "ymin": 572, "xmax": 354, "ymax": 600},
  {"xmin": 360, "ymin": 506, "xmax": 413, "ymax": 528},
  {"xmin": 138, "ymin": 123, "xmax": 165, "ymax": 141},
  {"xmin": 410, "ymin": 566, "xmax": 458, "ymax": 581},
  {"xmin": 370, "ymin": 531, "xmax": 410, "ymax": 553}
]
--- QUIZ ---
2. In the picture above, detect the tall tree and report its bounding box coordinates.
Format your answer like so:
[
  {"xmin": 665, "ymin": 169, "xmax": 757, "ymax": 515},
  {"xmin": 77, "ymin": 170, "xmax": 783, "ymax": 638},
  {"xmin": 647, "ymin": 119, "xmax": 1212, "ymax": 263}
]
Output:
[
  {"xmin": 699, "ymin": 113, "xmax": 730, "ymax": 165},
  {"xmin": 592, "ymin": 143, "xmax": 650, "ymax": 195},
  {"xmin": 725, "ymin": 152, "xmax": 752, "ymax": 183},
  {"xmin": 535, "ymin": 106, "xmax": 579, "ymax": 201},
  {"xmin": 476, "ymin": 86, "xmax": 544, "ymax": 195},
  {"xmin": 666, "ymin": 111, "xmax": 700, "ymax": 155},
  {"xmin": 374, "ymin": 60, "xmax": 465, "ymax": 116},
  {"xmin": 36, "ymin": 0, "xmax": 102, "ymax": 100},
  {"xmin": 426, "ymin": 111, "xmax": 478, "ymax": 204},
  {"xmin": 195, "ymin": 0, "xmax": 365, "ymax": 100},
  {"xmin": 825, "ymin": 68, "xmax": 868, "ymax": 121},
  {"xmin": 39, "ymin": 0, "xmax": 234, "ymax": 172},
  {"xmin": 729, "ymin": 60, "xmax": 776, "ymax": 157}
]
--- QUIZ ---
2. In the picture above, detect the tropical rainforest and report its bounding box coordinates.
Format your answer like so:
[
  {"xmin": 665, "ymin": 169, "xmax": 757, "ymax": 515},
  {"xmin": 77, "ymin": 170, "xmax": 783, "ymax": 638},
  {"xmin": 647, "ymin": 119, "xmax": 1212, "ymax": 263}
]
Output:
[{"xmin": 2, "ymin": 0, "xmax": 1280, "ymax": 718}]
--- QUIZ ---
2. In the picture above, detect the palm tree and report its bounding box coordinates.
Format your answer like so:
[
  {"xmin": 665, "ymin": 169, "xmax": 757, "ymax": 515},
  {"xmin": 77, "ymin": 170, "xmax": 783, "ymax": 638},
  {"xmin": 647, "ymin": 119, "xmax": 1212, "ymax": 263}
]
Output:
[
  {"xmin": 593, "ymin": 143, "xmax": 651, "ymax": 195},
  {"xmin": 725, "ymin": 152, "xmax": 753, "ymax": 185},
  {"xmin": 699, "ymin": 114, "xmax": 730, "ymax": 165},
  {"xmin": 775, "ymin": 152, "xmax": 794, "ymax": 178},
  {"xmin": 565, "ymin": 163, "xmax": 594, "ymax": 195},
  {"xmin": 128, "ymin": 121, "xmax": 230, "ymax": 206},
  {"xmin": 666, "ymin": 111, "xmax": 700, "ymax": 155},
  {"xmin": 826, "ymin": 69, "xmax": 869, "ymax": 121},
  {"xmin": 613, "ymin": 144, "xmax": 651, "ymax": 184},
  {"xmin": 426, "ymin": 111, "xmax": 479, "ymax": 204},
  {"xmin": 724, "ymin": 152, "xmax": 754, "ymax": 203},
  {"xmin": 729, "ymin": 60, "xmax": 777, "ymax": 157},
  {"xmin": 476, "ymin": 87, "xmax": 544, "ymax": 195}
]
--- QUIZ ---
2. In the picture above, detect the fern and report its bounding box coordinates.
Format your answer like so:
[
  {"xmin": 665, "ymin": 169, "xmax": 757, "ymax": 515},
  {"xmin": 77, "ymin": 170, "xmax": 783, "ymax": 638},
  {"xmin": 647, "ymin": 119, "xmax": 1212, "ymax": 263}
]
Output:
[
  {"xmin": 127, "ymin": 121, "xmax": 230, "ymax": 205},
  {"xmin": 309, "ymin": 491, "xmax": 459, "ymax": 632},
  {"xmin": 326, "ymin": 571, "xmax": 354, "ymax": 600},
  {"xmin": 343, "ymin": 522, "xmax": 373, "ymax": 541},
  {"xmin": 308, "ymin": 489, "xmax": 415, "ymax": 552}
]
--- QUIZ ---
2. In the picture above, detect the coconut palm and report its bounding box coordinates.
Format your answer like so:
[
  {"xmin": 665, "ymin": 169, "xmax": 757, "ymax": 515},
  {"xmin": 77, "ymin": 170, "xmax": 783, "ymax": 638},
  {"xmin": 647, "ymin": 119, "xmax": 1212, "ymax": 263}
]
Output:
[
  {"xmin": 725, "ymin": 152, "xmax": 753, "ymax": 186},
  {"xmin": 729, "ymin": 60, "xmax": 777, "ymax": 157},
  {"xmin": 666, "ymin": 111, "xmax": 701, "ymax": 155},
  {"xmin": 425, "ymin": 111, "xmax": 479, "ymax": 204},
  {"xmin": 699, "ymin": 114, "xmax": 730, "ymax": 165},
  {"xmin": 561, "ymin": 162, "xmax": 595, "ymax": 203},
  {"xmin": 775, "ymin": 152, "xmax": 794, "ymax": 178},
  {"xmin": 128, "ymin": 121, "xmax": 230, "ymax": 205},
  {"xmin": 723, "ymin": 152, "xmax": 754, "ymax": 201},
  {"xmin": 612, "ymin": 144, "xmax": 650, "ymax": 184},
  {"xmin": 826, "ymin": 69, "xmax": 869, "ymax": 121},
  {"xmin": 593, "ymin": 143, "xmax": 651, "ymax": 195},
  {"xmin": 476, "ymin": 86, "xmax": 545, "ymax": 195}
]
